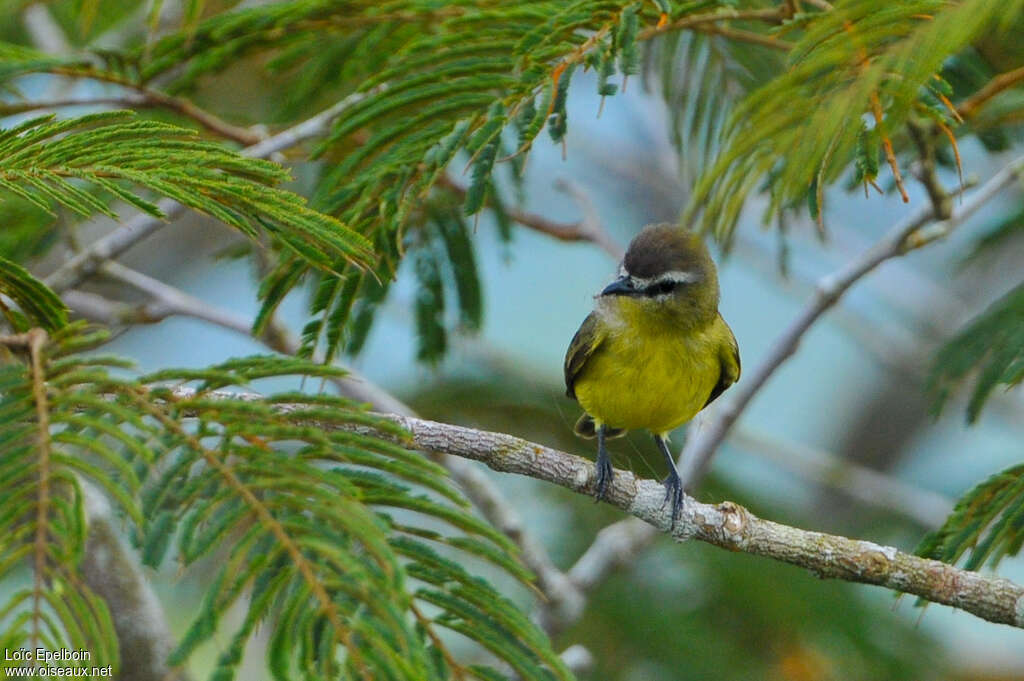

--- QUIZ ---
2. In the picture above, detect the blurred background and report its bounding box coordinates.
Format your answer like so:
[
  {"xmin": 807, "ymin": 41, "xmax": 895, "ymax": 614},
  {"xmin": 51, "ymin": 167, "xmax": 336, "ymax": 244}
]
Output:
[{"xmin": 4, "ymin": 2, "xmax": 1024, "ymax": 679}]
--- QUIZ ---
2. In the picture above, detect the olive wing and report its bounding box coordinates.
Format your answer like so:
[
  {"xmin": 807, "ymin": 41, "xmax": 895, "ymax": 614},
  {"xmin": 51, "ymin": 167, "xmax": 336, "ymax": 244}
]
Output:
[
  {"xmin": 564, "ymin": 312, "xmax": 605, "ymax": 400},
  {"xmin": 703, "ymin": 316, "xmax": 741, "ymax": 409}
]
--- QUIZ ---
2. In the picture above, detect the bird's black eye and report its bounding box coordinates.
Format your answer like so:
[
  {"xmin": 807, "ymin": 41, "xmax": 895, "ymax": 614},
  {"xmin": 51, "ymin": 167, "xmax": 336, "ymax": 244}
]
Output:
[{"xmin": 646, "ymin": 280, "xmax": 678, "ymax": 296}]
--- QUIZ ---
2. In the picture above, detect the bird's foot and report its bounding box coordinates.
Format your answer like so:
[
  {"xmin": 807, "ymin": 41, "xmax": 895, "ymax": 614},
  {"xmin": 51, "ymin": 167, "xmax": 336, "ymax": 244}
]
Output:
[
  {"xmin": 661, "ymin": 470, "xmax": 684, "ymax": 527},
  {"xmin": 593, "ymin": 456, "xmax": 614, "ymax": 504}
]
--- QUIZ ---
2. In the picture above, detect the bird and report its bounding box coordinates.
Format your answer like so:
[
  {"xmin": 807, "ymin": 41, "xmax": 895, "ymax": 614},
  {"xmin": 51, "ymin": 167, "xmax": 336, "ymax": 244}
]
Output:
[{"xmin": 563, "ymin": 224, "xmax": 740, "ymax": 523}]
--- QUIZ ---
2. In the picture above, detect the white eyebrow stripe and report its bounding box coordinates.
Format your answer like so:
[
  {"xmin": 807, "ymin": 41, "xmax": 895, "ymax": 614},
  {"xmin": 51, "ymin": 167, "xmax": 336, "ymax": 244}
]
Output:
[{"xmin": 655, "ymin": 270, "xmax": 701, "ymax": 284}]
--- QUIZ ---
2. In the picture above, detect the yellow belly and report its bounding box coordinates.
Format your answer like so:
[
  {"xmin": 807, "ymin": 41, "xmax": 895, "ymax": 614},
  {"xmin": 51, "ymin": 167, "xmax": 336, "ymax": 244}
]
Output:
[{"xmin": 574, "ymin": 320, "xmax": 721, "ymax": 435}]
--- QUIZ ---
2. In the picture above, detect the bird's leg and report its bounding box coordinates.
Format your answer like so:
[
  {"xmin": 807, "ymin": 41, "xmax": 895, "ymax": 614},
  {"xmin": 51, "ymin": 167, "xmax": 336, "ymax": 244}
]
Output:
[
  {"xmin": 594, "ymin": 424, "xmax": 613, "ymax": 503},
  {"xmin": 654, "ymin": 434, "xmax": 683, "ymax": 526}
]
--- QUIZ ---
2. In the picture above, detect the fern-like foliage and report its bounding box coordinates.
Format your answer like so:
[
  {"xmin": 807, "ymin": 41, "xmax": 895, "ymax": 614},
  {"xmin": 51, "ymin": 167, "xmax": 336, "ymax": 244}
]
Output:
[
  {"xmin": 684, "ymin": 0, "xmax": 1024, "ymax": 240},
  {"xmin": 0, "ymin": 323, "xmax": 573, "ymax": 681},
  {"xmin": 916, "ymin": 463, "xmax": 1024, "ymax": 572},
  {"xmin": 643, "ymin": 29, "xmax": 782, "ymax": 185},
  {"xmin": 0, "ymin": 110, "xmax": 373, "ymax": 273},
  {"xmin": 928, "ymin": 281, "xmax": 1024, "ymax": 423}
]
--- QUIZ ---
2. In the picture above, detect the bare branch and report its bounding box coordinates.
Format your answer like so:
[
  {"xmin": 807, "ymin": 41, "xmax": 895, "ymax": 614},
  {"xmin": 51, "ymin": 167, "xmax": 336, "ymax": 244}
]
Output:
[
  {"xmin": 553, "ymin": 178, "xmax": 625, "ymax": 260},
  {"xmin": 439, "ymin": 175, "xmax": 624, "ymax": 260},
  {"xmin": 957, "ymin": 65, "xmax": 1024, "ymax": 121},
  {"xmin": 567, "ymin": 518, "xmax": 656, "ymax": 593},
  {"xmin": 80, "ymin": 485, "xmax": 190, "ymax": 681},
  {"xmin": 21, "ymin": 4, "xmax": 71, "ymax": 55},
  {"xmin": 43, "ymin": 88, "xmax": 383, "ymax": 295}
]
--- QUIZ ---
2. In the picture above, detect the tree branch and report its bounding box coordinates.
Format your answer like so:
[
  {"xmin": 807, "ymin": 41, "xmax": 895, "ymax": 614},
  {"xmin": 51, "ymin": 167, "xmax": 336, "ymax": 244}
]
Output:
[
  {"xmin": 42, "ymin": 87, "xmax": 383, "ymax": 295},
  {"xmin": 176, "ymin": 389, "xmax": 1023, "ymax": 630},
  {"xmin": 80, "ymin": 485, "xmax": 190, "ymax": 681},
  {"xmin": 382, "ymin": 416, "xmax": 1024, "ymax": 629},
  {"xmin": 957, "ymin": 65, "xmax": 1024, "ymax": 121}
]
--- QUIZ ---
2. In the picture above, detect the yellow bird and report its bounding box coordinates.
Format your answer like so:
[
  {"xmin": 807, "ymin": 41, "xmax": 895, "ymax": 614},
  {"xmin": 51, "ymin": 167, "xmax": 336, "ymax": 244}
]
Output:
[{"xmin": 564, "ymin": 224, "xmax": 740, "ymax": 521}]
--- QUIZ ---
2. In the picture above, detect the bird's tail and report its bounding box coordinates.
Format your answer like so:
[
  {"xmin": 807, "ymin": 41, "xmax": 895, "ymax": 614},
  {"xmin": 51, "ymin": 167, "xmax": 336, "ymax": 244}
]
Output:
[{"xmin": 574, "ymin": 414, "xmax": 626, "ymax": 440}]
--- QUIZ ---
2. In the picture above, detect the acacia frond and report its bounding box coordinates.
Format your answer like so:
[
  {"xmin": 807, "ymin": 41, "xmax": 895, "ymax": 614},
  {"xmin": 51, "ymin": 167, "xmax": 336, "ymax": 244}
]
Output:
[
  {"xmin": 928, "ymin": 281, "xmax": 1024, "ymax": 423},
  {"xmin": 643, "ymin": 30, "xmax": 781, "ymax": 184},
  {"xmin": 0, "ymin": 326, "xmax": 145, "ymax": 675},
  {"xmin": 0, "ymin": 110, "xmax": 374, "ymax": 271},
  {"xmin": 242, "ymin": 0, "xmax": 664, "ymax": 361},
  {"xmin": 683, "ymin": 0, "xmax": 1024, "ymax": 240},
  {"xmin": 0, "ymin": 323, "xmax": 572, "ymax": 681},
  {"xmin": 917, "ymin": 462, "xmax": 1024, "ymax": 572}
]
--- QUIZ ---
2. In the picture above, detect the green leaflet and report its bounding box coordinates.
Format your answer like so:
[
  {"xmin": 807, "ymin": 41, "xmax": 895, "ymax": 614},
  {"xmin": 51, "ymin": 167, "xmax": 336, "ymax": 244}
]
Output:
[
  {"xmin": 0, "ymin": 111, "xmax": 374, "ymax": 273},
  {"xmin": 0, "ymin": 256, "xmax": 67, "ymax": 331},
  {"xmin": 916, "ymin": 463, "xmax": 1024, "ymax": 573},
  {"xmin": 928, "ymin": 282, "xmax": 1024, "ymax": 422}
]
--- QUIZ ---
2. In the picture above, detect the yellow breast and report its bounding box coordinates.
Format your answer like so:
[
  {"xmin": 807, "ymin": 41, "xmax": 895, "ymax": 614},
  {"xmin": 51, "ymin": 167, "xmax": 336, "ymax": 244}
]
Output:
[{"xmin": 573, "ymin": 308, "xmax": 723, "ymax": 435}]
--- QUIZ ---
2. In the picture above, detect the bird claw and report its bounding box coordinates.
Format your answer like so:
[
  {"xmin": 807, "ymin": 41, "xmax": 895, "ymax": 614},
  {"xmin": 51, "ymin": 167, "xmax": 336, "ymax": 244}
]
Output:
[{"xmin": 661, "ymin": 470, "xmax": 684, "ymax": 527}]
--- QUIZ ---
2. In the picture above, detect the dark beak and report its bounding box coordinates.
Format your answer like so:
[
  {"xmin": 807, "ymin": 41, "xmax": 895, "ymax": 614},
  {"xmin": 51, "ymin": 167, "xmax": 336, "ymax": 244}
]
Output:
[{"xmin": 600, "ymin": 276, "xmax": 636, "ymax": 297}]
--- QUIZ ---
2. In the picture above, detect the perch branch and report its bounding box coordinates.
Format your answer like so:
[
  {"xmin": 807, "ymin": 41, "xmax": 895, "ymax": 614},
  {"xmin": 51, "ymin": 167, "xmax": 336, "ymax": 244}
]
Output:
[
  {"xmin": 380, "ymin": 416, "xmax": 1024, "ymax": 629},
  {"xmin": 174, "ymin": 388, "xmax": 1024, "ymax": 631}
]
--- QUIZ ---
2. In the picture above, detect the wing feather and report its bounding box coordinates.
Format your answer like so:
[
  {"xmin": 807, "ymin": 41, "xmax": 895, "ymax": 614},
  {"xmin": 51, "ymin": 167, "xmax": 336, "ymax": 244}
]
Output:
[
  {"xmin": 703, "ymin": 315, "xmax": 741, "ymax": 409},
  {"xmin": 564, "ymin": 312, "xmax": 604, "ymax": 400}
]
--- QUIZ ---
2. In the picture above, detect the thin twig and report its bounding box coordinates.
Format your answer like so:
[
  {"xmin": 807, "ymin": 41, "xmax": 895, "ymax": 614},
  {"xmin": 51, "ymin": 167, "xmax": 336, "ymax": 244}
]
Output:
[
  {"xmin": 957, "ymin": 65, "xmax": 1024, "ymax": 121},
  {"xmin": 39, "ymin": 62, "xmax": 265, "ymax": 145},
  {"xmin": 692, "ymin": 24, "xmax": 793, "ymax": 51},
  {"xmin": 638, "ymin": 7, "xmax": 786, "ymax": 41},
  {"xmin": 731, "ymin": 427, "xmax": 952, "ymax": 528},
  {"xmin": 21, "ymin": 4, "xmax": 71, "ymax": 54},
  {"xmin": 439, "ymin": 175, "xmax": 624, "ymax": 260},
  {"xmin": 907, "ymin": 120, "xmax": 951, "ymax": 220}
]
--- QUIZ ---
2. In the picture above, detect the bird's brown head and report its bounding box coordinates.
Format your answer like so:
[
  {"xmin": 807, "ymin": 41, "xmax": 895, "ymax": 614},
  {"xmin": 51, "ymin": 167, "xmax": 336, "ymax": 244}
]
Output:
[{"xmin": 598, "ymin": 224, "xmax": 720, "ymax": 326}]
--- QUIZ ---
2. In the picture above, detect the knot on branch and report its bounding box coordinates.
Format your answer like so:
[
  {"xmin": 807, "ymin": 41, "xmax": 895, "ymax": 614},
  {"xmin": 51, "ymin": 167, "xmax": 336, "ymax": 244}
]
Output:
[
  {"xmin": 828, "ymin": 540, "xmax": 895, "ymax": 581},
  {"xmin": 714, "ymin": 501, "xmax": 749, "ymax": 548}
]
